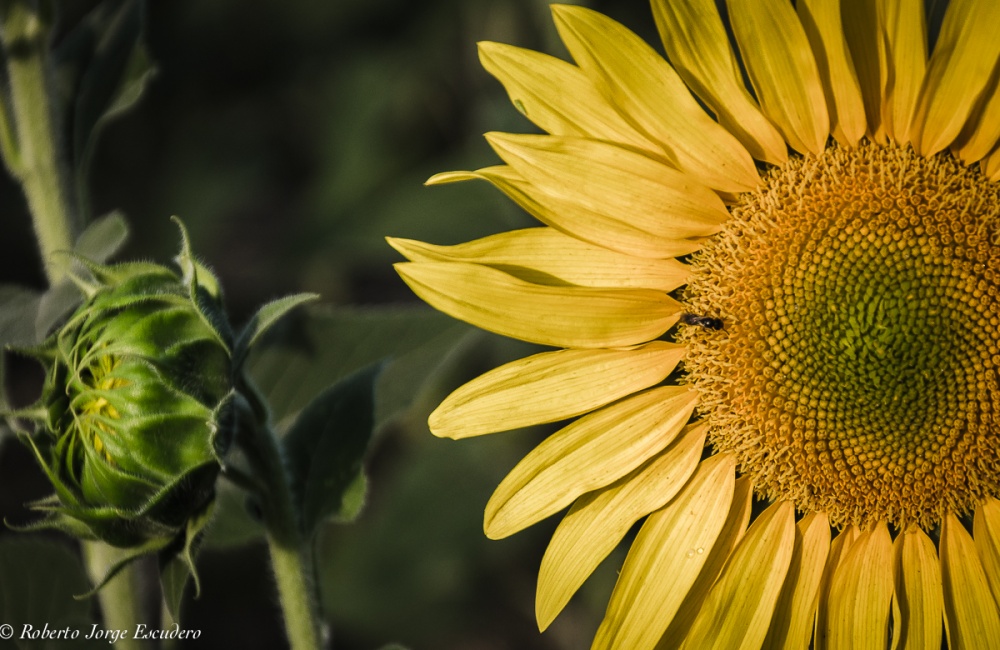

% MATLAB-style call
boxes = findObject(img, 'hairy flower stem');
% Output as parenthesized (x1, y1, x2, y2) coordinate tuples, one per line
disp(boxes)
(1, 0, 79, 284)
(2, 2, 145, 640)
(248, 413, 324, 650)
(83, 543, 150, 650)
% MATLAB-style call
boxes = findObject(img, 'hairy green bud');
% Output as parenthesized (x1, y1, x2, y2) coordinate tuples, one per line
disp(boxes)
(22, 233, 235, 551)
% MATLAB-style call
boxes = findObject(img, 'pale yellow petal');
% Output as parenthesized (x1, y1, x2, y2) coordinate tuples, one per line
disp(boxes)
(426, 166, 708, 259)
(762, 511, 832, 650)
(842, 0, 887, 141)
(726, 0, 830, 154)
(486, 133, 729, 241)
(484, 387, 697, 540)
(814, 526, 862, 650)
(880, 0, 927, 144)
(797, 0, 867, 145)
(387, 228, 692, 292)
(825, 523, 893, 650)
(655, 477, 754, 650)
(891, 527, 943, 650)
(477, 41, 659, 154)
(650, 0, 787, 164)
(536, 422, 708, 630)
(976, 498, 1000, 608)
(427, 342, 686, 438)
(550, 4, 760, 193)
(679, 501, 795, 650)
(394, 262, 681, 349)
(910, 0, 1000, 156)
(953, 71, 1000, 163)
(941, 511, 1000, 650)
(594, 453, 736, 650)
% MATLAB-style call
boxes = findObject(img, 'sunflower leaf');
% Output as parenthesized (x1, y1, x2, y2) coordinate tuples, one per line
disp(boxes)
(0, 538, 94, 635)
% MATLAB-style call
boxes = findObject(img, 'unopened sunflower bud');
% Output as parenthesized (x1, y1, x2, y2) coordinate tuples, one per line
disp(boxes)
(24, 244, 235, 550)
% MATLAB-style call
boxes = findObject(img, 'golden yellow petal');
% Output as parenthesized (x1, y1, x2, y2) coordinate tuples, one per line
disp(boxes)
(977, 498, 1000, 609)
(983, 148, 1000, 182)
(762, 511, 832, 650)
(655, 477, 754, 650)
(650, 0, 788, 164)
(477, 41, 659, 154)
(814, 525, 861, 650)
(484, 387, 697, 540)
(550, 4, 760, 193)
(880, 0, 927, 144)
(953, 72, 1000, 163)
(941, 511, 1000, 650)
(825, 523, 893, 649)
(535, 422, 708, 630)
(796, 0, 867, 146)
(891, 526, 943, 650)
(486, 133, 728, 239)
(841, 0, 887, 141)
(426, 166, 708, 259)
(678, 501, 795, 650)
(594, 453, 736, 650)
(427, 342, 686, 438)
(726, 0, 830, 155)
(387, 228, 692, 292)
(910, 0, 1000, 156)
(395, 262, 681, 349)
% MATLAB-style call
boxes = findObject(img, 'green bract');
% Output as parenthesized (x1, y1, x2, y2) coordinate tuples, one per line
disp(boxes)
(24, 239, 235, 551)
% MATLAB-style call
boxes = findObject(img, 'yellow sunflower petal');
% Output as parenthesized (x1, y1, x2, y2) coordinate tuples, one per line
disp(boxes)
(427, 342, 686, 438)
(953, 73, 1000, 163)
(825, 523, 893, 649)
(394, 262, 681, 349)
(678, 501, 795, 650)
(983, 148, 1000, 182)
(891, 526, 943, 650)
(535, 422, 708, 630)
(650, 0, 788, 164)
(426, 166, 707, 258)
(762, 511, 832, 650)
(910, 0, 1000, 156)
(594, 452, 736, 650)
(726, 0, 830, 155)
(387, 228, 692, 292)
(814, 525, 862, 650)
(841, 0, 887, 141)
(797, 0, 867, 146)
(941, 511, 1000, 650)
(486, 133, 728, 239)
(977, 498, 1000, 608)
(550, 4, 760, 193)
(880, 0, 927, 144)
(484, 387, 697, 540)
(477, 41, 659, 154)
(656, 477, 754, 650)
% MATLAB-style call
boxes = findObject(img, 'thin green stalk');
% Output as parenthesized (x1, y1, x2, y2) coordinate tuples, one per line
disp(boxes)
(82, 542, 150, 650)
(1, 0, 79, 284)
(247, 411, 323, 650)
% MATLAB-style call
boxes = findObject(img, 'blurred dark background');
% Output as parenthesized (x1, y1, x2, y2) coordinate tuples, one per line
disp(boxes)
(0, 0, 659, 648)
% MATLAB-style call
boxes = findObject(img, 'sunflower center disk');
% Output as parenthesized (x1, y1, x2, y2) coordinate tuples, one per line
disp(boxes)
(680, 141, 1000, 530)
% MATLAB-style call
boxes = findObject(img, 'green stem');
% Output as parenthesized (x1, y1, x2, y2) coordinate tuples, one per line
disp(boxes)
(243, 400, 323, 650)
(82, 542, 150, 650)
(1, 0, 79, 284)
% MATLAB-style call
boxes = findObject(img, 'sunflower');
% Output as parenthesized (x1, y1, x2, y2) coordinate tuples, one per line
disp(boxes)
(389, 1, 1000, 647)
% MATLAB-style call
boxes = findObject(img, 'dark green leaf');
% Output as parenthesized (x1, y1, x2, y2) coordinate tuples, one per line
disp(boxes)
(246, 305, 471, 429)
(199, 481, 264, 549)
(158, 501, 214, 624)
(0, 538, 94, 644)
(283, 363, 381, 535)
(0, 284, 41, 348)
